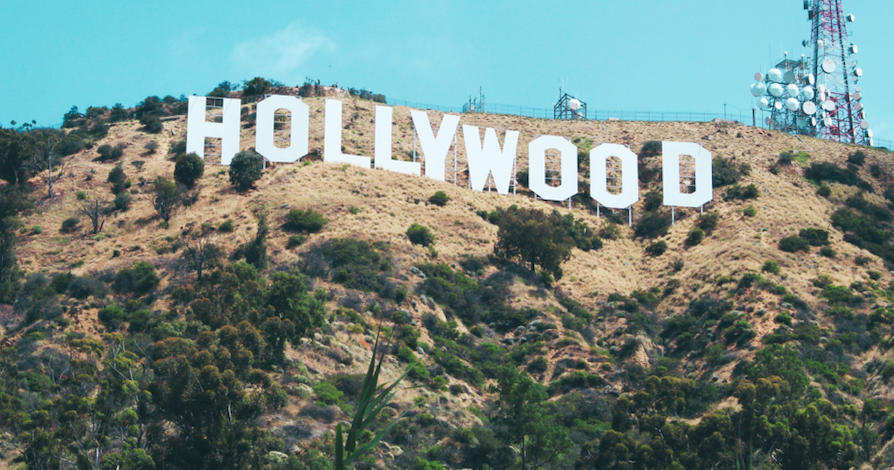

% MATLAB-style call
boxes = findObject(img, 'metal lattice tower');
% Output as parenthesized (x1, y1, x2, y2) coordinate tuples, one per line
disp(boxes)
(749, 0, 872, 145)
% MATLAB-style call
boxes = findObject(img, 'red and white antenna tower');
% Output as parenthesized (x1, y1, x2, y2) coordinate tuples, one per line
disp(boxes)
(807, 0, 870, 145)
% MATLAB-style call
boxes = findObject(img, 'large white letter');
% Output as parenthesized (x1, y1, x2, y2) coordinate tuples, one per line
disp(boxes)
(410, 110, 460, 181)
(255, 95, 309, 163)
(324, 99, 371, 168)
(462, 126, 519, 195)
(375, 106, 420, 175)
(590, 144, 639, 209)
(186, 96, 241, 165)
(662, 141, 713, 207)
(528, 136, 578, 201)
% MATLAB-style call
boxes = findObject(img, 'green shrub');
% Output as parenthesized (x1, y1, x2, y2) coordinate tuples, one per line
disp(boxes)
(61, 217, 79, 233)
(639, 140, 662, 159)
(805, 162, 871, 191)
(775, 312, 793, 326)
(139, 114, 163, 133)
(287, 235, 307, 248)
(107, 164, 127, 194)
(76, 191, 87, 200)
(407, 223, 435, 247)
(817, 185, 832, 197)
(428, 191, 450, 207)
(779, 236, 810, 253)
(645, 240, 668, 256)
(712, 156, 750, 187)
(725, 183, 760, 200)
(144, 141, 159, 155)
(697, 212, 720, 235)
(778, 151, 794, 166)
(218, 219, 235, 232)
(799, 228, 829, 246)
(743, 206, 757, 217)
(762, 260, 780, 275)
(113, 261, 159, 295)
(97, 143, 125, 160)
(98, 304, 128, 329)
(31, 225, 42, 234)
(228, 150, 263, 191)
(301, 238, 391, 293)
(312, 382, 344, 407)
(634, 211, 672, 239)
(286, 209, 328, 233)
(174, 152, 205, 189)
(847, 150, 866, 166)
(113, 192, 132, 211)
(598, 221, 621, 240)
(684, 227, 704, 246)
(528, 356, 548, 373)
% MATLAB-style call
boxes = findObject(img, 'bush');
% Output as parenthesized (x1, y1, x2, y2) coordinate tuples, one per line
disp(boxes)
(634, 211, 672, 239)
(762, 260, 780, 275)
(743, 206, 757, 217)
(30, 225, 42, 234)
(799, 228, 829, 246)
(113, 192, 132, 211)
(642, 190, 663, 212)
(97, 143, 125, 160)
(139, 114, 163, 133)
(779, 236, 810, 253)
(775, 312, 793, 326)
(61, 217, 79, 233)
(598, 221, 621, 240)
(286, 209, 327, 233)
(107, 164, 126, 194)
(725, 183, 760, 200)
(645, 240, 667, 256)
(713, 156, 750, 187)
(407, 224, 435, 247)
(817, 185, 832, 197)
(778, 151, 794, 166)
(287, 235, 307, 248)
(113, 261, 159, 296)
(76, 191, 87, 200)
(684, 227, 704, 246)
(805, 162, 871, 191)
(847, 150, 866, 166)
(228, 150, 263, 191)
(428, 191, 450, 207)
(820, 246, 836, 258)
(174, 152, 205, 189)
(697, 212, 720, 235)
(218, 219, 235, 232)
(144, 141, 159, 155)
(98, 304, 128, 329)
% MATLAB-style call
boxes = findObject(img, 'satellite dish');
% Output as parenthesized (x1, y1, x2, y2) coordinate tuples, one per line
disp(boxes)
(569, 98, 581, 111)
(750, 83, 767, 97)
(775, 101, 783, 110)
(769, 83, 784, 97)
(822, 101, 836, 112)
(818, 92, 826, 102)
(784, 71, 797, 84)
(822, 59, 836, 73)
(802, 40, 809, 47)
(855, 86, 861, 92)
(869, 138, 875, 146)
(786, 84, 800, 97)
(786, 98, 801, 112)
(817, 39, 824, 48)
(802, 86, 815, 100)
(823, 116, 833, 126)
(855, 68, 863, 77)
(803, 101, 817, 115)
(854, 102, 864, 112)
(768, 68, 784, 83)
(847, 14, 855, 22)
(850, 44, 858, 54)
(860, 120, 870, 130)
(754, 72, 764, 81)
(817, 84, 826, 93)
(867, 129, 874, 138)
(758, 97, 771, 109)
(810, 117, 817, 126)
(860, 111, 867, 119)
(807, 74, 815, 85)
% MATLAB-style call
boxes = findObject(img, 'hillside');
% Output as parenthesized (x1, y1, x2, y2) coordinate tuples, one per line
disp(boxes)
(1, 87, 894, 469)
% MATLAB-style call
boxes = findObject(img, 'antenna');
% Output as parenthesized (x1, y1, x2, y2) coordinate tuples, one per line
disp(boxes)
(553, 81, 587, 121)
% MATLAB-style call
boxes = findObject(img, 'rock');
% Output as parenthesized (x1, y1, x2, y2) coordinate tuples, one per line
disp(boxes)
(281, 204, 290, 209)
(289, 445, 303, 455)
(711, 375, 720, 382)
(266, 451, 289, 464)
(410, 320, 418, 326)
(391, 445, 403, 457)
(313, 341, 327, 349)
(297, 384, 313, 399)
(416, 347, 426, 356)
(515, 326, 526, 333)
(314, 332, 323, 341)
(781, 302, 793, 309)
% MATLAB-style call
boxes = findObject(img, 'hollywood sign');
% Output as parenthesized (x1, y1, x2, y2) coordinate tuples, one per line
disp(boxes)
(186, 96, 713, 209)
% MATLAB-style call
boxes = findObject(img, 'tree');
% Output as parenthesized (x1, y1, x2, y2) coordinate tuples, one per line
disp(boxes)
(494, 207, 572, 279)
(492, 366, 571, 470)
(27, 131, 65, 198)
(228, 150, 263, 191)
(285, 208, 327, 232)
(407, 223, 434, 247)
(76, 199, 107, 234)
(243, 214, 269, 270)
(174, 152, 205, 189)
(151, 177, 183, 223)
(108, 163, 126, 194)
(181, 234, 222, 280)
(0, 128, 30, 184)
(242, 77, 271, 96)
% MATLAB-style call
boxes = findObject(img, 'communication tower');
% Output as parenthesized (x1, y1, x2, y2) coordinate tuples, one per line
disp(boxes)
(749, 0, 871, 145)
(554, 82, 586, 120)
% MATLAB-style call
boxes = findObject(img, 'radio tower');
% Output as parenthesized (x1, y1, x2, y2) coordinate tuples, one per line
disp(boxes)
(749, 0, 872, 146)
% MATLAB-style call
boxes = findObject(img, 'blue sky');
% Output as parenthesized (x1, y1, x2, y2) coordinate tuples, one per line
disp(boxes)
(2, 0, 891, 143)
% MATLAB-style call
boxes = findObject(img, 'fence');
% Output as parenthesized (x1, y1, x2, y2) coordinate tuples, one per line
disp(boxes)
(387, 97, 892, 150)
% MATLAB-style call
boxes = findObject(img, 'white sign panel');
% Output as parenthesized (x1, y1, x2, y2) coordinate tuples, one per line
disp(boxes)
(662, 141, 713, 208)
(256, 95, 309, 163)
(589, 144, 639, 209)
(528, 136, 578, 201)
(375, 106, 421, 175)
(462, 126, 519, 195)
(186, 96, 241, 165)
(410, 110, 460, 181)
(324, 99, 371, 168)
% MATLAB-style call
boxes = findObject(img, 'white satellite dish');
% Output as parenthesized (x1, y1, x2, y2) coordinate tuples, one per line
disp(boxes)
(860, 120, 870, 130)
(855, 86, 862, 92)
(569, 98, 581, 111)
(754, 72, 764, 81)
(822, 101, 836, 112)
(758, 97, 771, 109)
(803, 101, 817, 115)
(869, 138, 875, 146)
(867, 129, 874, 138)
(775, 101, 783, 110)
(850, 44, 858, 54)
(851, 92, 862, 101)
(810, 117, 817, 126)
(786, 98, 801, 112)
(854, 102, 863, 112)
(818, 92, 826, 102)
(817, 84, 826, 93)
(786, 84, 800, 97)
(802, 86, 815, 100)
(784, 71, 796, 84)
(847, 14, 855, 22)
(860, 111, 867, 119)
(769, 83, 784, 97)
(750, 83, 767, 97)
(807, 74, 816, 85)
(855, 68, 863, 77)
(823, 116, 833, 126)
(817, 39, 824, 48)
(768, 68, 784, 83)
(822, 59, 837, 73)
